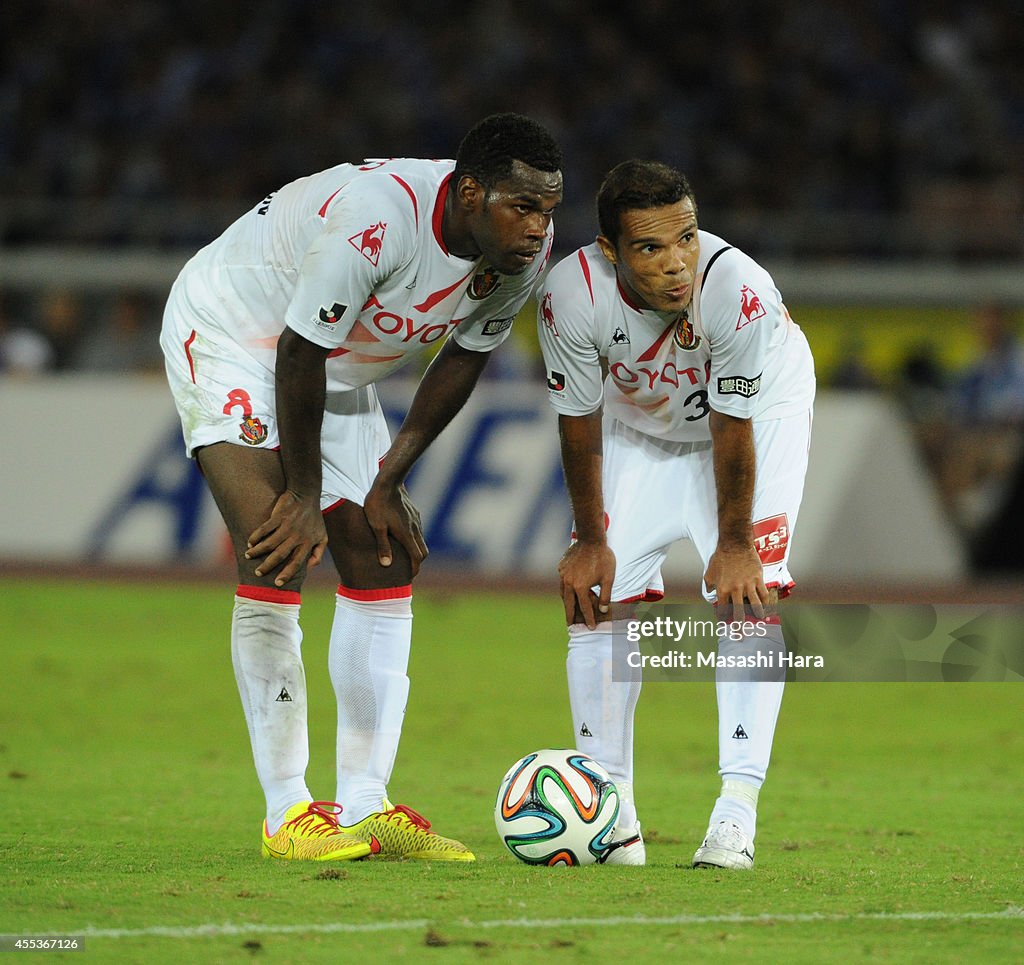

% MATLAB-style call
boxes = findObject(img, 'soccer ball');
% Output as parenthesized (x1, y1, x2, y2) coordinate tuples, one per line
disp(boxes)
(494, 749, 620, 865)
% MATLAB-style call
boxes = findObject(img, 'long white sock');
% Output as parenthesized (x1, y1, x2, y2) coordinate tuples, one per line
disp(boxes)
(330, 585, 413, 824)
(231, 586, 311, 835)
(711, 622, 787, 840)
(566, 621, 642, 828)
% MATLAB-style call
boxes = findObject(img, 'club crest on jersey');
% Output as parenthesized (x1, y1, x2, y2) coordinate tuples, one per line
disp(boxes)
(239, 415, 269, 446)
(736, 285, 767, 330)
(317, 302, 347, 328)
(468, 266, 502, 300)
(540, 292, 559, 337)
(673, 311, 701, 350)
(348, 222, 387, 266)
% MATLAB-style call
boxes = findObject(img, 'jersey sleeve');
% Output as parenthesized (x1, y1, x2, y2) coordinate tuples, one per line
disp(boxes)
(452, 230, 556, 353)
(536, 253, 604, 416)
(284, 176, 415, 348)
(702, 251, 784, 418)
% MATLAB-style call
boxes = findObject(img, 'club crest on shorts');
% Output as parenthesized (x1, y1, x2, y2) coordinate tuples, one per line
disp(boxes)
(673, 310, 701, 350)
(468, 265, 502, 300)
(239, 415, 269, 445)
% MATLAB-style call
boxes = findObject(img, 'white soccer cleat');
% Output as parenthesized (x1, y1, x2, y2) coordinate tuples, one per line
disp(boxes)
(692, 820, 754, 870)
(599, 821, 646, 866)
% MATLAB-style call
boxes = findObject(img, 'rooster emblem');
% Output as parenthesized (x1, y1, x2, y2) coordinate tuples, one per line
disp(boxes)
(348, 222, 387, 266)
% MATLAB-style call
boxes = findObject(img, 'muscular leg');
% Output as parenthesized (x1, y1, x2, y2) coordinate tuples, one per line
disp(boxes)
(197, 443, 312, 832)
(323, 501, 416, 823)
(196, 443, 307, 590)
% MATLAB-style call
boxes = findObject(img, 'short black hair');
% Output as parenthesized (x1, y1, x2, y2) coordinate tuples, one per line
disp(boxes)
(453, 113, 562, 189)
(597, 160, 697, 246)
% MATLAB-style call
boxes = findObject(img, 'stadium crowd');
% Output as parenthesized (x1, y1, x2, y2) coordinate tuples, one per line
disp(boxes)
(2, 0, 1022, 256)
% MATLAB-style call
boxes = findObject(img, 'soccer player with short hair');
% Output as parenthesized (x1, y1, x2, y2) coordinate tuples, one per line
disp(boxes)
(538, 159, 815, 868)
(161, 113, 563, 861)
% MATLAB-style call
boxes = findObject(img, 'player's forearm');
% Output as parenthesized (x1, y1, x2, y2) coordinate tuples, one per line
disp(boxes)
(275, 326, 331, 499)
(558, 411, 606, 543)
(377, 339, 489, 485)
(709, 409, 756, 548)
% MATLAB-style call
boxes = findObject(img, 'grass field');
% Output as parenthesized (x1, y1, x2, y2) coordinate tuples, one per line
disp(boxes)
(2, 578, 1022, 963)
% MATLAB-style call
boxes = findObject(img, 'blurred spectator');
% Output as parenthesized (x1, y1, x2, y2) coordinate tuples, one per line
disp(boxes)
(830, 332, 881, 392)
(71, 291, 165, 374)
(897, 339, 948, 422)
(36, 289, 85, 371)
(0, 291, 53, 375)
(951, 302, 1024, 423)
(927, 303, 1024, 568)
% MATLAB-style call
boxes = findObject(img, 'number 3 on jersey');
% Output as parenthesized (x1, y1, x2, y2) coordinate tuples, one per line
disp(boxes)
(684, 388, 710, 422)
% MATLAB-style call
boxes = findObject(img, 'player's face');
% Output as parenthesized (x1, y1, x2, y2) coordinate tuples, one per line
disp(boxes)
(469, 161, 563, 275)
(599, 198, 700, 313)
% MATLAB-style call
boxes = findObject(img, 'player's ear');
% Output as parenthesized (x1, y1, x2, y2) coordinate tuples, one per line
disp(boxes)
(456, 175, 485, 212)
(596, 235, 617, 266)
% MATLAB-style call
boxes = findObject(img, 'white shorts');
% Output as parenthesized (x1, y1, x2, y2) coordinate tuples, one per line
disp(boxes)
(599, 410, 812, 603)
(161, 296, 390, 511)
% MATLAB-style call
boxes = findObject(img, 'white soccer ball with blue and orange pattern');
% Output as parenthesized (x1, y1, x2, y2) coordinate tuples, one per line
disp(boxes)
(494, 749, 619, 865)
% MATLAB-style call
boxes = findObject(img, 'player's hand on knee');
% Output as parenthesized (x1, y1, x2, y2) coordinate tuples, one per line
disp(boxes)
(363, 481, 428, 576)
(245, 490, 327, 586)
(558, 540, 615, 629)
(705, 543, 768, 622)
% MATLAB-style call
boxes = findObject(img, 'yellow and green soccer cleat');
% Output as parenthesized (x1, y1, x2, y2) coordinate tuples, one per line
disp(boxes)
(262, 801, 372, 861)
(342, 799, 476, 861)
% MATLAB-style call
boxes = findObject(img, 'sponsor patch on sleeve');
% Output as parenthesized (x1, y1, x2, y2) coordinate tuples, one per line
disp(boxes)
(316, 302, 348, 329)
(717, 373, 762, 398)
(482, 316, 515, 336)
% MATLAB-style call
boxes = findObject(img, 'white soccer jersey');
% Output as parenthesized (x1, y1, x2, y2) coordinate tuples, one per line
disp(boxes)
(538, 232, 815, 441)
(169, 158, 553, 393)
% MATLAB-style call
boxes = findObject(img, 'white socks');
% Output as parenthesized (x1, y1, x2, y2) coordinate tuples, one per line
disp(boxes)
(711, 622, 787, 840)
(231, 587, 311, 835)
(566, 621, 642, 829)
(330, 586, 413, 824)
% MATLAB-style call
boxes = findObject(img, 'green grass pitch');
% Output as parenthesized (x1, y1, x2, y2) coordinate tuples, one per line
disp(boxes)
(1, 578, 1021, 963)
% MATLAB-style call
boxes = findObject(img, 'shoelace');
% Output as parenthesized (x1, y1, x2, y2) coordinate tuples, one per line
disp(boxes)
(286, 801, 345, 838)
(382, 803, 432, 832)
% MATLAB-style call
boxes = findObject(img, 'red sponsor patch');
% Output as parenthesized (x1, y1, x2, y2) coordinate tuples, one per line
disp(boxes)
(752, 513, 789, 565)
(348, 222, 387, 266)
(736, 285, 767, 330)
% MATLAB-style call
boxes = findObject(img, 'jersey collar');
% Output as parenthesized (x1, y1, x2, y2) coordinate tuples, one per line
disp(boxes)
(432, 175, 452, 255)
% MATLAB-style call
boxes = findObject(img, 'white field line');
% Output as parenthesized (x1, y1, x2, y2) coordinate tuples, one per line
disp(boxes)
(75, 907, 1024, 939)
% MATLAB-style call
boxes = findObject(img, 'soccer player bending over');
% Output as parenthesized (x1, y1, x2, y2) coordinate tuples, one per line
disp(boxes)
(538, 160, 814, 868)
(161, 114, 562, 861)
